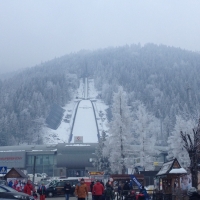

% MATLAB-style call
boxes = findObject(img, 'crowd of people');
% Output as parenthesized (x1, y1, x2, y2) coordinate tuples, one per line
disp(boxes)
(7, 179, 46, 200)
(6, 177, 200, 200)
(75, 178, 148, 200)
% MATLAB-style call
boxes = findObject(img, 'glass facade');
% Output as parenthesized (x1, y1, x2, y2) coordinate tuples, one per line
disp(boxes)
(66, 169, 85, 177)
(26, 154, 56, 176)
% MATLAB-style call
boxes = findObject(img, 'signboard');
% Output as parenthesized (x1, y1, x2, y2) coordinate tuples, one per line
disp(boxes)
(0, 166, 7, 174)
(88, 171, 104, 175)
(0, 152, 26, 168)
(74, 136, 83, 143)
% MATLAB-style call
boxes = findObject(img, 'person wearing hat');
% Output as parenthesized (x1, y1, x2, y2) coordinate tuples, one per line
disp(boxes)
(75, 178, 88, 200)
(38, 182, 46, 200)
(64, 181, 72, 200)
(187, 187, 200, 200)
(92, 180, 104, 200)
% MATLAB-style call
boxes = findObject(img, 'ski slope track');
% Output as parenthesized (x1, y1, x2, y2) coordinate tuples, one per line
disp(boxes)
(43, 78, 108, 144)
(70, 99, 99, 143)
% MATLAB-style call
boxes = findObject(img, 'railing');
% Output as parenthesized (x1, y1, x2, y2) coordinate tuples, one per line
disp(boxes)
(114, 190, 189, 200)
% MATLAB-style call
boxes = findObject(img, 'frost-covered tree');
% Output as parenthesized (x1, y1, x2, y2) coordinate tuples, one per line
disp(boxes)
(132, 102, 160, 170)
(180, 119, 200, 188)
(93, 131, 110, 174)
(167, 115, 196, 168)
(107, 86, 132, 174)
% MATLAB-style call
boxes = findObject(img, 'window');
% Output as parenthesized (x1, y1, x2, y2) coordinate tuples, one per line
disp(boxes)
(0, 188, 6, 192)
(57, 182, 65, 187)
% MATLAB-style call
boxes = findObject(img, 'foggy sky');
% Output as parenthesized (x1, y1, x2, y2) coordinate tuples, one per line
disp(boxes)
(0, 0, 200, 74)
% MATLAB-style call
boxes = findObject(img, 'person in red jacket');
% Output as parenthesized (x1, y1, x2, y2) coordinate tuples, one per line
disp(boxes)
(24, 180, 34, 195)
(92, 180, 104, 200)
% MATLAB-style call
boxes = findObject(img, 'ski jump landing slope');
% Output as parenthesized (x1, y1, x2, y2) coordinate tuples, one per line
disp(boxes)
(70, 99, 99, 143)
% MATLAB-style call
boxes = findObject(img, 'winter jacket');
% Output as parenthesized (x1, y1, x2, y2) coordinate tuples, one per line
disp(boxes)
(38, 185, 46, 195)
(137, 193, 145, 200)
(93, 182, 104, 195)
(64, 183, 72, 194)
(75, 183, 88, 198)
(24, 183, 33, 195)
(140, 188, 148, 200)
(189, 192, 200, 200)
(8, 181, 13, 188)
(104, 186, 114, 200)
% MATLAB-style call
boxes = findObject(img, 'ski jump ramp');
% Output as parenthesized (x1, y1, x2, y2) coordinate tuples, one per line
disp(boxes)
(69, 99, 99, 143)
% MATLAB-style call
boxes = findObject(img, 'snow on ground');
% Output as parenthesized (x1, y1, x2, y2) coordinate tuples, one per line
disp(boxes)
(94, 100, 109, 135)
(43, 101, 77, 143)
(88, 79, 109, 135)
(43, 78, 108, 144)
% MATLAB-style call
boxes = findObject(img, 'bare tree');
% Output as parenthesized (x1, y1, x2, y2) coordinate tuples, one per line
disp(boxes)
(180, 119, 200, 188)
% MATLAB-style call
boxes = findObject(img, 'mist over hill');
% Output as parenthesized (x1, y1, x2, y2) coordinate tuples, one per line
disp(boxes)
(0, 43, 200, 146)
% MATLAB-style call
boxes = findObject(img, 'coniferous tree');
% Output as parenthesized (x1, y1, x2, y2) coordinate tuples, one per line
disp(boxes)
(132, 102, 160, 170)
(93, 131, 110, 174)
(108, 86, 132, 174)
(167, 115, 195, 168)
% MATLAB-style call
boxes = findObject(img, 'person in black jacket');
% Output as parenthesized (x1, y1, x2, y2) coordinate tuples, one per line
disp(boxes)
(122, 181, 130, 197)
(37, 182, 46, 200)
(64, 181, 72, 200)
(187, 187, 200, 200)
(90, 181, 95, 200)
(104, 184, 114, 200)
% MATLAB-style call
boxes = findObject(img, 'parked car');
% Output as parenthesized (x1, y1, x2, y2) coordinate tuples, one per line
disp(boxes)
(45, 179, 79, 197)
(0, 185, 34, 200)
(27, 173, 43, 185)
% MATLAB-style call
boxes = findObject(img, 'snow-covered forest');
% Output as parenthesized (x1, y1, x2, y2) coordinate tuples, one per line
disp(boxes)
(0, 43, 200, 157)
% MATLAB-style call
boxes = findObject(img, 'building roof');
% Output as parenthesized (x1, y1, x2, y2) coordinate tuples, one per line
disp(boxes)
(169, 168, 187, 174)
(4, 168, 28, 179)
(0, 144, 57, 152)
(156, 158, 185, 176)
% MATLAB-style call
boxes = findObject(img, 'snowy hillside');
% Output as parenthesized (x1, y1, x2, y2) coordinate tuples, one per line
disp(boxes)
(42, 78, 108, 144)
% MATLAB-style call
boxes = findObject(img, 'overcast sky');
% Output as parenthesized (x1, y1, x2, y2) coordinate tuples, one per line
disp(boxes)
(0, 0, 200, 74)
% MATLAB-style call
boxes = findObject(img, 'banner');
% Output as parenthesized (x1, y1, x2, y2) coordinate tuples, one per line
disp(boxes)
(130, 174, 143, 189)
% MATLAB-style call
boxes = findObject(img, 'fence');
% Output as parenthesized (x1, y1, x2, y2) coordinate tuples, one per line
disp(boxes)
(114, 189, 189, 200)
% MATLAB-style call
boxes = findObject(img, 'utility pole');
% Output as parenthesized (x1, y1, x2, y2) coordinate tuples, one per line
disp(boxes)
(32, 156, 36, 184)
(119, 96, 126, 174)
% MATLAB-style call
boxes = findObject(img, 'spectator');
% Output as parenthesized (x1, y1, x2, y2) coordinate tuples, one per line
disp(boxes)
(38, 182, 46, 200)
(24, 180, 34, 196)
(123, 181, 130, 196)
(90, 181, 95, 200)
(75, 178, 88, 200)
(93, 180, 104, 200)
(104, 183, 114, 200)
(64, 181, 72, 200)
(140, 186, 148, 200)
(137, 191, 145, 200)
(8, 180, 13, 188)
